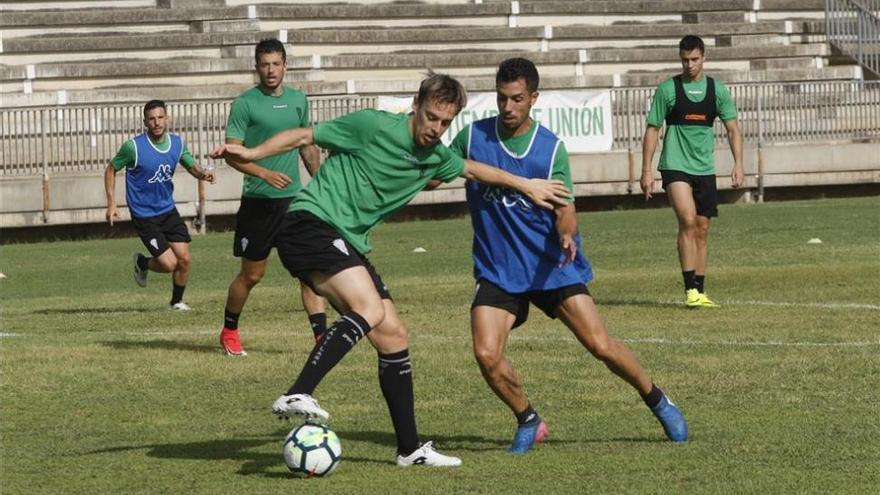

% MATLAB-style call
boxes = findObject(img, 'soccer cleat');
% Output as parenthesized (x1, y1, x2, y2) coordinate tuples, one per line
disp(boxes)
(272, 393, 329, 421)
(650, 393, 688, 442)
(132, 253, 148, 288)
(169, 302, 192, 311)
(397, 441, 462, 467)
(685, 288, 702, 308)
(219, 327, 247, 356)
(696, 293, 720, 308)
(508, 420, 549, 454)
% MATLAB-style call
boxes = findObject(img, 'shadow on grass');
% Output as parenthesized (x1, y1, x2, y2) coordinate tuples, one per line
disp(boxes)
(595, 298, 682, 309)
(101, 339, 286, 355)
(33, 306, 157, 315)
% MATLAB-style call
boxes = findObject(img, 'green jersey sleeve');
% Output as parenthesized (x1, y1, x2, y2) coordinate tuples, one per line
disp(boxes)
(433, 145, 466, 183)
(715, 80, 738, 121)
(225, 97, 250, 142)
(313, 109, 379, 153)
(110, 140, 135, 170)
(301, 97, 311, 127)
(646, 82, 672, 128)
(180, 142, 196, 169)
(448, 125, 470, 159)
(550, 141, 574, 201)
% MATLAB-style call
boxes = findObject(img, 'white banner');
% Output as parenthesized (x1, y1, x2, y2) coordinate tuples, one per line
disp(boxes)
(377, 90, 613, 153)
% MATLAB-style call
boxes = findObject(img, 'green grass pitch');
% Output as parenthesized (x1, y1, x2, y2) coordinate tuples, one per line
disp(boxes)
(1, 196, 878, 494)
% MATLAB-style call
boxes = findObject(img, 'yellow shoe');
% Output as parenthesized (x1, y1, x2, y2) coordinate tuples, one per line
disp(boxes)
(697, 293, 720, 308)
(685, 289, 702, 308)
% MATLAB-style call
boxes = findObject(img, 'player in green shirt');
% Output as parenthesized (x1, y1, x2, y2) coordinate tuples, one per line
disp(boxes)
(640, 35, 745, 308)
(211, 72, 571, 468)
(218, 39, 327, 356)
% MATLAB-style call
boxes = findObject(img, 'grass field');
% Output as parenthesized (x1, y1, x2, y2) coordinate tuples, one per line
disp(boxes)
(2, 196, 879, 494)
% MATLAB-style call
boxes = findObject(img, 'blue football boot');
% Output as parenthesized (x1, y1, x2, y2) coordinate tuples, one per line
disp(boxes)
(650, 394, 688, 442)
(508, 420, 549, 454)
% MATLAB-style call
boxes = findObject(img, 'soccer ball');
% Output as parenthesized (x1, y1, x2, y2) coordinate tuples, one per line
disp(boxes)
(282, 422, 342, 477)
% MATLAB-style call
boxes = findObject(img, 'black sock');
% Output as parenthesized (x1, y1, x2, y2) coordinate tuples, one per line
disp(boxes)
(682, 270, 696, 291)
(137, 254, 151, 271)
(308, 313, 327, 340)
(288, 312, 371, 396)
(170, 284, 186, 305)
(515, 405, 540, 426)
(224, 309, 240, 330)
(694, 275, 705, 294)
(378, 349, 420, 456)
(641, 384, 664, 409)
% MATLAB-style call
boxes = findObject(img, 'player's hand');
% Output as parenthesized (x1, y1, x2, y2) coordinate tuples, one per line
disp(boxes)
(209, 143, 256, 163)
(640, 172, 654, 200)
(424, 179, 443, 191)
(558, 233, 577, 267)
(201, 169, 216, 184)
(731, 165, 744, 189)
(106, 206, 118, 227)
(525, 179, 572, 210)
(260, 170, 292, 189)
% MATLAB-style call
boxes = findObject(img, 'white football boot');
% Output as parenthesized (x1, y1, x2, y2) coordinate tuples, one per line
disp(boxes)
(168, 302, 192, 311)
(272, 393, 329, 421)
(396, 441, 462, 467)
(132, 253, 148, 288)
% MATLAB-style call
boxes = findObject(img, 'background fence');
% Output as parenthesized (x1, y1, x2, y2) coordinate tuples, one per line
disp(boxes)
(1, 81, 879, 178)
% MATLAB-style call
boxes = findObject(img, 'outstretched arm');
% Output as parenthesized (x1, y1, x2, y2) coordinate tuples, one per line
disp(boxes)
(210, 128, 315, 164)
(183, 163, 216, 184)
(461, 159, 571, 210)
(640, 125, 660, 200)
(724, 118, 744, 188)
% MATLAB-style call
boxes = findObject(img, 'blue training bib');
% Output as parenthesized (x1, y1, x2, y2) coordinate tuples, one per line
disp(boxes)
(126, 133, 183, 218)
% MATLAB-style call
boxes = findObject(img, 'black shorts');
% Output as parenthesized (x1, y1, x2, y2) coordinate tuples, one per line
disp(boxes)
(275, 210, 392, 300)
(660, 169, 718, 218)
(131, 208, 190, 257)
(471, 278, 590, 329)
(233, 196, 294, 261)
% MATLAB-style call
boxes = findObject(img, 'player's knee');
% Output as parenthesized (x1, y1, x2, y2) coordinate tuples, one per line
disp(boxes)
(240, 269, 264, 288)
(176, 253, 192, 271)
(473, 344, 502, 371)
(587, 338, 614, 361)
(155, 256, 176, 272)
(678, 217, 698, 233)
(360, 304, 386, 328)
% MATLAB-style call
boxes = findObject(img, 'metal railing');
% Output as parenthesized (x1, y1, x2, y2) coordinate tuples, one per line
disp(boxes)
(826, 0, 880, 77)
(2, 82, 879, 178)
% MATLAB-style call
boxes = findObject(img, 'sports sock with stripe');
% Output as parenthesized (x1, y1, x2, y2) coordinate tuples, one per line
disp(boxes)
(378, 349, 419, 456)
(288, 312, 371, 395)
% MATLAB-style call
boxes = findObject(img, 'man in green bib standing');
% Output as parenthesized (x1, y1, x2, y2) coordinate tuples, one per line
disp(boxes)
(640, 35, 744, 308)
(219, 39, 327, 356)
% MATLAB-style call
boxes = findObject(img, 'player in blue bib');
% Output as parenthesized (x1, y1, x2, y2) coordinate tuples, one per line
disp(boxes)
(105, 99, 215, 310)
(450, 58, 688, 453)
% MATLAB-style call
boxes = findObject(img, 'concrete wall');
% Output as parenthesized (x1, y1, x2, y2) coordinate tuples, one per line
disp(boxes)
(2, 141, 877, 229)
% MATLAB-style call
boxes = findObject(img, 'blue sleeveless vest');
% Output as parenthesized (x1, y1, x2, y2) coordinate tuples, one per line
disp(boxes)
(465, 117, 593, 293)
(126, 133, 183, 218)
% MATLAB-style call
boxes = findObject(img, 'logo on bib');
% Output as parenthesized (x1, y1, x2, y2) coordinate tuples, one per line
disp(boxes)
(147, 164, 173, 183)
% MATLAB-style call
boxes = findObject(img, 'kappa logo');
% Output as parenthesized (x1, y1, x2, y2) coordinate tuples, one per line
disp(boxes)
(482, 186, 533, 211)
(240, 237, 249, 253)
(147, 164, 173, 183)
(402, 152, 419, 164)
(272, 104, 289, 109)
(332, 238, 349, 256)
(149, 238, 159, 251)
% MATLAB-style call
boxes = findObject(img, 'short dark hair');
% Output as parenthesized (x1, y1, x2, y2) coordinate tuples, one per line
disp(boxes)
(255, 38, 286, 63)
(416, 70, 468, 113)
(143, 99, 166, 118)
(496, 57, 540, 93)
(679, 35, 705, 54)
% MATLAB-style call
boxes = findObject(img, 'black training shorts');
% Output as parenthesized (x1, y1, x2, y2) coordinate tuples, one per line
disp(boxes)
(275, 210, 392, 300)
(660, 169, 719, 218)
(471, 278, 590, 329)
(131, 207, 190, 257)
(233, 196, 293, 261)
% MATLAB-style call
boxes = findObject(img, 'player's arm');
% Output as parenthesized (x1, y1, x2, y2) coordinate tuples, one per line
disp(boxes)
(219, 137, 292, 190)
(104, 164, 119, 226)
(183, 163, 216, 184)
(555, 202, 579, 265)
(299, 144, 322, 177)
(640, 125, 661, 200)
(211, 128, 314, 164)
(461, 159, 571, 210)
(723, 118, 744, 188)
